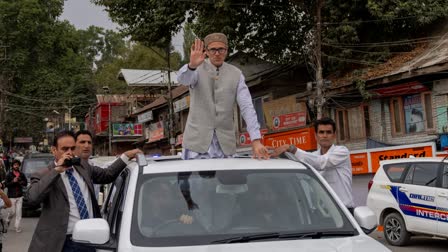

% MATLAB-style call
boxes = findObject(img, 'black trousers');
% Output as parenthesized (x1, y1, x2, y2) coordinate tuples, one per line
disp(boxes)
(62, 235, 95, 252)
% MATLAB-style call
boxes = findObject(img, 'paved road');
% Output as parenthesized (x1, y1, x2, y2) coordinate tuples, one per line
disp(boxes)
(4, 217, 37, 251)
(4, 175, 447, 251)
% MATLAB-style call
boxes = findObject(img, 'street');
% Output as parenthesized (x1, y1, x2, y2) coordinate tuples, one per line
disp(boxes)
(3, 175, 447, 251)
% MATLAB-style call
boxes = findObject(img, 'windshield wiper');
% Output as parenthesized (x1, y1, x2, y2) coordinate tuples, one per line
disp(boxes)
(211, 232, 279, 244)
(211, 230, 356, 244)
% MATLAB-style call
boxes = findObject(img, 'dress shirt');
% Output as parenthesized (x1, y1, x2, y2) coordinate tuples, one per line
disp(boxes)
(59, 165, 93, 235)
(178, 63, 261, 159)
(293, 144, 355, 208)
(59, 154, 131, 234)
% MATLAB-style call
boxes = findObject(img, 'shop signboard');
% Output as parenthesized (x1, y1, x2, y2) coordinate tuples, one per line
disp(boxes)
(112, 123, 143, 136)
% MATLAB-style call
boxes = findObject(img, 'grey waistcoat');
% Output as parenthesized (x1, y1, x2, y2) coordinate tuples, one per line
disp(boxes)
(183, 60, 241, 155)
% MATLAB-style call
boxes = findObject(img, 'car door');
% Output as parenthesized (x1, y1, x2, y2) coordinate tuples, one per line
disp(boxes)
(399, 162, 439, 234)
(436, 162, 448, 236)
(99, 169, 129, 252)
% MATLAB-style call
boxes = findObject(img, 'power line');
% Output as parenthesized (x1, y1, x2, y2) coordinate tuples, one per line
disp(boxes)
(322, 15, 419, 26)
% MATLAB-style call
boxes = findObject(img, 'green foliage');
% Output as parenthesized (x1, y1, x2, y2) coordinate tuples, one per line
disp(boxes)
(93, 0, 448, 71)
(182, 24, 196, 64)
(0, 0, 99, 141)
(321, 0, 448, 72)
(91, 0, 189, 48)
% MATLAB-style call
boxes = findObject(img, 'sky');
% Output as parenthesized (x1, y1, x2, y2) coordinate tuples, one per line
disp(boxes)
(60, 0, 184, 57)
(60, 0, 118, 31)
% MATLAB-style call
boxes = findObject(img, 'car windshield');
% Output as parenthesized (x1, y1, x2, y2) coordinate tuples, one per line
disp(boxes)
(22, 158, 53, 177)
(131, 169, 356, 247)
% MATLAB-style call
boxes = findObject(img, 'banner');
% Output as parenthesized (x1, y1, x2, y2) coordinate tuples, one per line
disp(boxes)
(272, 112, 307, 130)
(138, 111, 153, 123)
(263, 127, 317, 151)
(112, 123, 143, 136)
(174, 96, 190, 112)
(238, 129, 268, 146)
(148, 121, 165, 143)
(404, 94, 424, 133)
(350, 152, 369, 174)
(262, 95, 307, 130)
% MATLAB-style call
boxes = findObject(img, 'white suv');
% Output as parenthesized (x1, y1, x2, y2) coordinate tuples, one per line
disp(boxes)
(73, 155, 390, 251)
(367, 157, 448, 246)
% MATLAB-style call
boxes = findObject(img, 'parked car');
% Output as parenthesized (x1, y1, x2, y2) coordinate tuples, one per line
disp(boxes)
(367, 157, 448, 246)
(72, 154, 390, 252)
(21, 152, 54, 216)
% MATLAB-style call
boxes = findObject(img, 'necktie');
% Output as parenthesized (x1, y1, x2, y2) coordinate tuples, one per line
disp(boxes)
(65, 168, 89, 219)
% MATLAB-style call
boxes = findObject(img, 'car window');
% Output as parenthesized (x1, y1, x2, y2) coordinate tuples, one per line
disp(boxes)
(102, 170, 128, 235)
(22, 158, 53, 177)
(404, 162, 439, 187)
(131, 169, 355, 247)
(442, 164, 448, 188)
(384, 163, 408, 182)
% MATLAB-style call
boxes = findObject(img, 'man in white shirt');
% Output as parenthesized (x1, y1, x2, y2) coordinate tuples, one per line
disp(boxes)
(177, 33, 269, 160)
(272, 117, 355, 213)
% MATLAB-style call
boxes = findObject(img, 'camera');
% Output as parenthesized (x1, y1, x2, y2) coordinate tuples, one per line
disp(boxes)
(63, 157, 81, 167)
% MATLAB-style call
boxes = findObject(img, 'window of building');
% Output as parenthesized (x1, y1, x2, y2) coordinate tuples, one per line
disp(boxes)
(336, 105, 368, 141)
(390, 97, 404, 134)
(363, 105, 371, 137)
(239, 95, 270, 131)
(390, 92, 433, 135)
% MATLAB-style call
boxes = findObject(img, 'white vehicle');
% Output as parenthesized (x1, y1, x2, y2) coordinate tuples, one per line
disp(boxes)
(73, 154, 390, 252)
(367, 157, 448, 246)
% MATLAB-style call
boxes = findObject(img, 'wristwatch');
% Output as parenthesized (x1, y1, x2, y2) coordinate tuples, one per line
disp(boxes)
(288, 144, 297, 154)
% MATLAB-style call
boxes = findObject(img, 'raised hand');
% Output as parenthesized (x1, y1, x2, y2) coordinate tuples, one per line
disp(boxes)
(189, 38, 206, 69)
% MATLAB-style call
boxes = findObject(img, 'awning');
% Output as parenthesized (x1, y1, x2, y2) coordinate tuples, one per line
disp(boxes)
(117, 69, 179, 87)
(370, 81, 429, 97)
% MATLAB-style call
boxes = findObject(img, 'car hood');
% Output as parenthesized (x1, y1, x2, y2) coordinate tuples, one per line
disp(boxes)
(125, 236, 390, 252)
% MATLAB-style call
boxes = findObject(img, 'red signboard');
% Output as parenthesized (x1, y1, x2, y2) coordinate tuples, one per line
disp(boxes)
(272, 112, 307, 130)
(350, 152, 369, 174)
(239, 129, 268, 146)
(371, 81, 428, 97)
(263, 127, 317, 151)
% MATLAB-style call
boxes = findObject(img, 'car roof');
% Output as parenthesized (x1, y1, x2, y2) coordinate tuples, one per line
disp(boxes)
(89, 156, 119, 168)
(23, 152, 53, 159)
(141, 157, 308, 174)
(379, 157, 446, 165)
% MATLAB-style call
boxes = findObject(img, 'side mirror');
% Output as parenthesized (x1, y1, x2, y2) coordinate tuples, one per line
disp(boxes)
(72, 218, 110, 245)
(353, 206, 377, 234)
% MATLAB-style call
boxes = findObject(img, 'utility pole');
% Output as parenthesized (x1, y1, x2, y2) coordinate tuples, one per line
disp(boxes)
(315, 0, 324, 119)
(64, 98, 75, 131)
(166, 43, 176, 155)
(103, 86, 112, 156)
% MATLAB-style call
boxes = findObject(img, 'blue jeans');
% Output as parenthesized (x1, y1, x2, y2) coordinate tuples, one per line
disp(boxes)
(62, 235, 95, 252)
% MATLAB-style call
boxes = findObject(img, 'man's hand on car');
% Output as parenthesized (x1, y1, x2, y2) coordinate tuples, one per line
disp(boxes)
(252, 140, 270, 160)
(124, 149, 143, 160)
(179, 214, 194, 224)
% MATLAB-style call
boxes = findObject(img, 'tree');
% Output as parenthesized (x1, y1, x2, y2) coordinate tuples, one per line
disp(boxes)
(93, 0, 448, 68)
(92, 0, 310, 64)
(0, 0, 107, 143)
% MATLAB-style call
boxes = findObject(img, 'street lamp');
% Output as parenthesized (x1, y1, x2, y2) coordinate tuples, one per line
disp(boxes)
(103, 86, 112, 156)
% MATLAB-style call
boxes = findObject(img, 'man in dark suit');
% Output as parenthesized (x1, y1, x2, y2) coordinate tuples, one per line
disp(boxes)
(26, 130, 142, 252)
